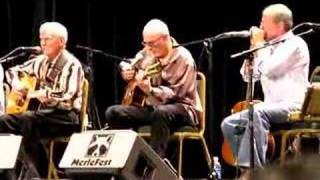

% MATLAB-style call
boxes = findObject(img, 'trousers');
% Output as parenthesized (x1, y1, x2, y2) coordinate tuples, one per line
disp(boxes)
(105, 103, 194, 158)
(221, 102, 300, 167)
(0, 108, 79, 178)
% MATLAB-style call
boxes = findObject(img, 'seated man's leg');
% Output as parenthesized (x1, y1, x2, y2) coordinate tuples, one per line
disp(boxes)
(0, 111, 47, 178)
(0, 109, 79, 178)
(150, 104, 194, 158)
(221, 107, 268, 168)
(104, 105, 152, 129)
(221, 103, 298, 168)
(34, 109, 80, 177)
(221, 111, 248, 165)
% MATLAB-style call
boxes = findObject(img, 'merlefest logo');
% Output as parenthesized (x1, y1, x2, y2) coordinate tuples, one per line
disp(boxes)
(71, 134, 114, 167)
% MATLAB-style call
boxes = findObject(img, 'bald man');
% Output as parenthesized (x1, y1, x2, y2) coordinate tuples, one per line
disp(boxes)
(104, 19, 201, 160)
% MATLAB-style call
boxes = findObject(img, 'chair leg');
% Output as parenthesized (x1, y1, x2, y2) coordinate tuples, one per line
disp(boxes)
(280, 131, 290, 165)
(200, 137, 212, 170)
(293, 134, 302, 159)
(47, 140, 54, 180)
(47, 140, 60, 180)
(178, 137, 183, 178)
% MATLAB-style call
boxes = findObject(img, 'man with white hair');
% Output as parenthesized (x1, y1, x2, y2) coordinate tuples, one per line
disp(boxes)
(104, 18, 200, 174)
(0, 21, 84, 178)
(221, 3, 310, 178)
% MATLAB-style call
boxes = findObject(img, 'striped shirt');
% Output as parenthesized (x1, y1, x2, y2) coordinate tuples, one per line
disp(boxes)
(6, 49, 84, 112)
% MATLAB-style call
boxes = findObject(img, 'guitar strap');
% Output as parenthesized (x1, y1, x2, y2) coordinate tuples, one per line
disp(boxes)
(45, 53, 68, 88)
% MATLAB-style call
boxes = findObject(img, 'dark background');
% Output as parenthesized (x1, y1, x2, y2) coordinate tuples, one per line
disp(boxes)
(1, 0, 320, 178)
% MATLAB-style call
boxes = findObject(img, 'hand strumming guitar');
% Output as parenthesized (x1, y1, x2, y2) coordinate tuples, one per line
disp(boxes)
(135, 70, 152, 94)
(27, 89, 49, 103)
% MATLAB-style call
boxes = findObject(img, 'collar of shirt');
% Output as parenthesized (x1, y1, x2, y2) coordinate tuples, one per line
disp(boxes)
(158, 37, 178, 66)
(268, 30, 294, 44)
(45, 50, 63, 66)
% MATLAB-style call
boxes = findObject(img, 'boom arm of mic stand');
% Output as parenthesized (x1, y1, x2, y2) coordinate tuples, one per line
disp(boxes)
(173, 34, 225, 48)
(0, 52, 26, 64)
(76, 45, 130, 63)
(0, 47, 22, 62)
(230, 39, 286, 59)
(230, 29, 314, 59)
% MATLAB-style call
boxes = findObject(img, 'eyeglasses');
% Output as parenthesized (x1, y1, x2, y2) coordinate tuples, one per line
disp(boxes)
(141, 35, 165, 47)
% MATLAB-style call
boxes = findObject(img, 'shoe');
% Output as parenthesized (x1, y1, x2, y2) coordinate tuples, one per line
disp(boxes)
(239, 168, 251, 180)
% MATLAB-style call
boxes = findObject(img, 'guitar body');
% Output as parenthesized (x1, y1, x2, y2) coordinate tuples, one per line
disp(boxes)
(121, 80, 146, 107)
(6, 73, 38, 114)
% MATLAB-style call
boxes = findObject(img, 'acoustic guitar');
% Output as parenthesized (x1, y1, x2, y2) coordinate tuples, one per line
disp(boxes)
(6, 71, 38, 114)
(6, 72, 64, 114)
(121, 62, 161, 107)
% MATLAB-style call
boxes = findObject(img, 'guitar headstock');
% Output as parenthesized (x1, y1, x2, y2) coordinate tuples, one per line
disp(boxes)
(144, 62, 161, 77)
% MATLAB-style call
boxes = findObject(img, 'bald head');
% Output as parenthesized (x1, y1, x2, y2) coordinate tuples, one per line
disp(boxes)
(143, 19, 170, 37)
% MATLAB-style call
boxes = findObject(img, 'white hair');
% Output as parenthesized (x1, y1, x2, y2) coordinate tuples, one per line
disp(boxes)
(39, 22, 68, 44)
(143, 19, 170, 36)
(263, 4, 293, 30)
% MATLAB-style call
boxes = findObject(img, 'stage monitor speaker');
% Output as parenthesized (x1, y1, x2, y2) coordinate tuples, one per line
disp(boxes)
(59, 129, 179, 180)
(0, 134, 22, 173)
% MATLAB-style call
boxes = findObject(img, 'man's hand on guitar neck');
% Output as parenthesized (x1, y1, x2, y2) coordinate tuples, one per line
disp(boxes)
(121, 69, 136, 81)
(11, 77, 26, 91)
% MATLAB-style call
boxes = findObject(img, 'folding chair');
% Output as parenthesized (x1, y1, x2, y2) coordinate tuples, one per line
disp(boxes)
(47, 79, 89, 179)
(138, 72, 212, 177)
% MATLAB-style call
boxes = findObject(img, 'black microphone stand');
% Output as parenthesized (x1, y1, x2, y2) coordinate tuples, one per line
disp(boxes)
(76, 45, 130, 130)
(230, 29, 314, 172)
(86, 47, 100, 130)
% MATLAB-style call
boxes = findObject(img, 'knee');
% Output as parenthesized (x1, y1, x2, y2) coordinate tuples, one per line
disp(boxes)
(105, 105, 120, 120)
(221, 119, 228, 134)
(104, 105, 124, 126)
(152, 105, 174, 120)
(152, 105, 166, 116)
(221, 116, 235, 134)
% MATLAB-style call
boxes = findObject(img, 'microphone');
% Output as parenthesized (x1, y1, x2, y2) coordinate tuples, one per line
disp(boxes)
(119, 51, 145, 70)
(18, 46, 42, 53)
(126, 51, 145, 66)
(220, 30, 251, 38)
